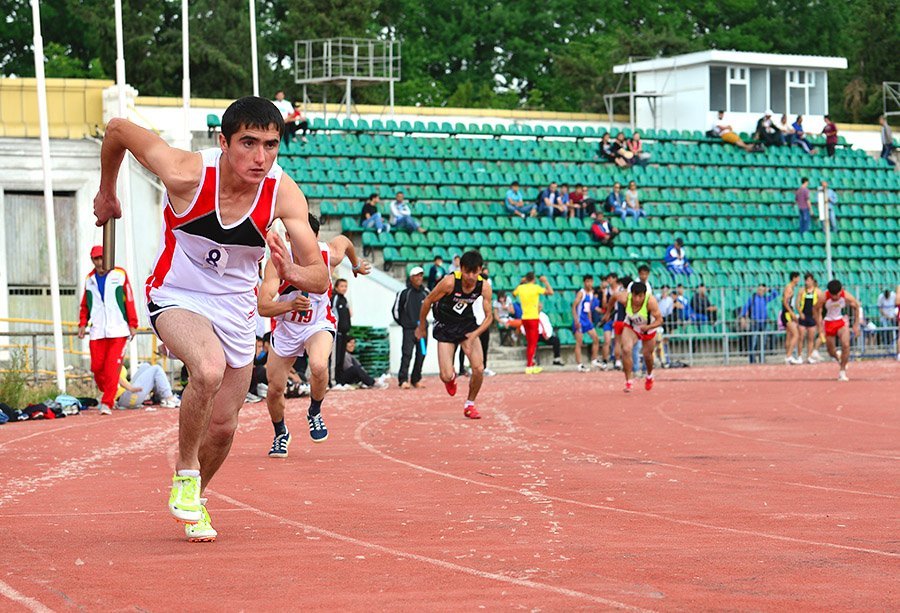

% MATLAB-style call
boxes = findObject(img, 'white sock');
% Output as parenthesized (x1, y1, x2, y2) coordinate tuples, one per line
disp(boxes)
(177, 469, 200, 478)
(464, 400, 474, 408)
(646, 373, 653, 379)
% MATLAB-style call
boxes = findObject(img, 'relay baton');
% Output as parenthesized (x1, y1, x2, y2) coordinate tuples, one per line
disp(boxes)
(418, 320, 427, 356)
(102, 219, 116, 271)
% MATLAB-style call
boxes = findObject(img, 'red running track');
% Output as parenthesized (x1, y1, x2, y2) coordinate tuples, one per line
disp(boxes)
(0, 362, 897, 611)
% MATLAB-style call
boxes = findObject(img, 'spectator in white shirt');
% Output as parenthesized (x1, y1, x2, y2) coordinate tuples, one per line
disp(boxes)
(389, 191, 427, 233)
(271, 91, 293, 120)
(877, 289, 897, 346)
(658, 286, 674, 320)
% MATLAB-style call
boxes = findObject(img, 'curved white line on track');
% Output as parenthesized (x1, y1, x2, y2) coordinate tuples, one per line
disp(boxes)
(653, 405, 900, 461)
(504, 406, 897, 500)
(210, 492, 654, 612)
(0, 579, 53, 613)
(355, 416, 900, 559)
(785, 400, 900, 431)
(0, 410, 155, 450)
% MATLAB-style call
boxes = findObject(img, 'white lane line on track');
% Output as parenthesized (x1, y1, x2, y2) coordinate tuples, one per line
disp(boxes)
(653, 405, 900, 461)
(355, 416, 900, 559)
(210, 492, 655, 612)
(0, 410, 159, 450)
(0, 579, 53, 613)
(504, 406, 898, 500)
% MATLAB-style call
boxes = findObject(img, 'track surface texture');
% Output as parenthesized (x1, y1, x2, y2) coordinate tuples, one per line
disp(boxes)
(1, 362, 897, 611)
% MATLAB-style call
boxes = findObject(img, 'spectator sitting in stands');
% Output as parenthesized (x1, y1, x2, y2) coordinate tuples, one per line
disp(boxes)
(664, 237, 694, 276)
(390, 191, 427, 233)
(581, 185, 600, 218)
(821, 115, 838, 157)
(361, 193, 389, 234)
(567, 183, 586, 218)
(605, 181, 625, 217)
(690, 284, 718, 323)
(711, 110, 759, 152)
(537, 182, 566, 217)
(590, 212, 619, 245)
(612, 132, 636, 166)
(271, 90, 293, 124)
(658, 285, 675, 327)
(622, 181, 647, 222)
(791, 114, 816, 155)
(778, 113, 795, 141)
(879, 115, 896, 168)
(599, 133, 628, 167)
(284, 101, 309, 144)
(427, 255, 446, 290)
(674, 284, 693, 322)
(337, 337, 387, 388)
(628, 131, 650, 166)
(505, 180, 536, 218)
(448, 253, 461, 273)
(494, 291, 522, 345)
(558, 183, 571, 214)
(755, 110, 785, 147)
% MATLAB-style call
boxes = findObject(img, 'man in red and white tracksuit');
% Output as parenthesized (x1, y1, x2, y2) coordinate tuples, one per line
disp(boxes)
(78, 245, 138, 414)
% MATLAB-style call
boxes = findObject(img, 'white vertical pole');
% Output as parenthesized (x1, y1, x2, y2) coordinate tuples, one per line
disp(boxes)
(345, 78, 351, 120)
(30, 0, 66, 392)
(249, 0, 259, 96)
(181, 0, 192, 148)
(114, 0, 139, 376)
(389, 42, 395, 116)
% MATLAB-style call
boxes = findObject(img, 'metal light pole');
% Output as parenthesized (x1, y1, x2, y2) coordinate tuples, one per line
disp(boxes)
(249, 0, 260, 96)
(182, 0, 192, 148)
(30, 0, 66, 391)
(114, 0, 139, 376)
(818, 188, 833, 280)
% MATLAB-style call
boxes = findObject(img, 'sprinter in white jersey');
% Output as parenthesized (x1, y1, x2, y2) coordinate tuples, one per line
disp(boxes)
(93, 97, 328, 543)
(814, 279, 862, 381)
(259, 213, 370, 457)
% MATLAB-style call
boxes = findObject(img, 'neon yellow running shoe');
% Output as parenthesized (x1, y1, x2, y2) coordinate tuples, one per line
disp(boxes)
(168, 474, 202, 523)
(185, 499, 217, 542)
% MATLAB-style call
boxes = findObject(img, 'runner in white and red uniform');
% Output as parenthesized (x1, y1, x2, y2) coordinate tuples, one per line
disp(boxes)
(611, 281, 663, 393)
(259, 213, 370, 457)
(93, 97, 329, 543)
(814, 279, 862, 381)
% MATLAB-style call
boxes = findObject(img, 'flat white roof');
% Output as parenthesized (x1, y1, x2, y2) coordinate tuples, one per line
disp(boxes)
(613, 50, 848, 74)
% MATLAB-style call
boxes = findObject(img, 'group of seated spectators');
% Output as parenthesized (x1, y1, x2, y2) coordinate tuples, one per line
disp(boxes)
(360, 191, 428, 235)
(713, 110, 831, 156)
(504, 180, 649, 246)
(598, 132, 650, 167)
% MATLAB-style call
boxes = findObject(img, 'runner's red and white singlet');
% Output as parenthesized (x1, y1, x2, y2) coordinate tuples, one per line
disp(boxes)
(272, 241, 336, 328)
(146, 148, 281, 299)
(823, 290, 846, 322)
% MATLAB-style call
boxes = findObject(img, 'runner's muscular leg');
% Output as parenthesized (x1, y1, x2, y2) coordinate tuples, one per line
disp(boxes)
(839, 327, 850, 369)
(265, 351, 295, 424)
(305, 331, 334, 402)
(155, 309, 227, 472)
(461, 334, 484, 402)
(437, 342, 457, 383)
(574, 331, 584, 363)
(825, 335, 838, 360)
(589, 329, 600, 360)
(620, 329, 636, 380)
(643, 337, 656, 376)
(199, 363, 252, 493)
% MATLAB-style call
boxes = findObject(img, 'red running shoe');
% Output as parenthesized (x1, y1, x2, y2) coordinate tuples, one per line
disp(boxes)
(444, 376, 457, 397)
(464, 405, 481, 419)
(624, 380, 633, 393)
(644, 375, 654, 391)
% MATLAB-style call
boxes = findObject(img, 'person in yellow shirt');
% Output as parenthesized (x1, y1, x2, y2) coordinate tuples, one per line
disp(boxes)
(513, 272, 554, 373)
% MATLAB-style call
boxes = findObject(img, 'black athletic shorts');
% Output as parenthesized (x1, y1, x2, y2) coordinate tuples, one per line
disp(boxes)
(798, 316, 816, 328)
(433, 320, 478, 344)
(779, 309, 793, 327)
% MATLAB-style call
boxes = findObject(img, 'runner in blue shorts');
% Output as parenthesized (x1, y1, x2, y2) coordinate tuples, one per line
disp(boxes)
(572, 275, 602, 372)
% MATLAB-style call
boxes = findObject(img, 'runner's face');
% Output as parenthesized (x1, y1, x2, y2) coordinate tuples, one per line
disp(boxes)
(222, 124, 281, 184)
(461, 267, 481, 286)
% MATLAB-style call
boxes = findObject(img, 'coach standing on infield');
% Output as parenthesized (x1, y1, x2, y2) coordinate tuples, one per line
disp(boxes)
(393, 266, 428, 388)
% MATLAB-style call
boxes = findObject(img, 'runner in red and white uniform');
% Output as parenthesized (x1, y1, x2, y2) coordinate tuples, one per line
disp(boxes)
(610, 281, 663, 392)
(259, 214, 370, 457)
(814, 279, 862, 382)
(93, 97, 329, 543)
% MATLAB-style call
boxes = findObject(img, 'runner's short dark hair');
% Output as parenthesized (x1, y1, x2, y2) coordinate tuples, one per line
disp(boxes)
(308, 212, 320, 236)
(631, 282, 647, 295)
(460, 250, 483, 272)
(222, 96, 285, 143)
